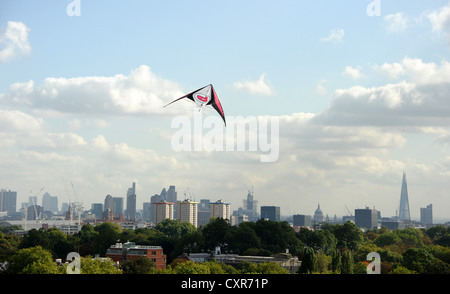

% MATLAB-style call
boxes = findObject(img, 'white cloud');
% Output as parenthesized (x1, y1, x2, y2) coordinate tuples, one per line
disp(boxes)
(384, 13, 409, 33)
(315, 80, 328, 95)
(321, 28, 344, 43)
(342, 66, 364, 79)
(427, 2, 450, 45)
(232, 73, 273, 95)
(377, 62, 406, 79)
(428, 2, 450, 33)
(317, 58, 450, 127)
(0, 65, 185, 116)
(0, 21, 31, 62)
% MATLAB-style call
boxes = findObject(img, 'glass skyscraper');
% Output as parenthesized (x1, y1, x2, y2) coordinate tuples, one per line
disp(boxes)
(399, 172, 410, 221)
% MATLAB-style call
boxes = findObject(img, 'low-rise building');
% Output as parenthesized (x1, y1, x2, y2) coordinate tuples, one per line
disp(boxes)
(106, 242, 167, 270)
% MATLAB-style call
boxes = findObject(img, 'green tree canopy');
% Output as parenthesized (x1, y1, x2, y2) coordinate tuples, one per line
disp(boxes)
(7, 246, 62, 274)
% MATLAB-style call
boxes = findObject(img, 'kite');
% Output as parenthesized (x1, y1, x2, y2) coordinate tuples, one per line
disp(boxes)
(164, 84, 226, 126)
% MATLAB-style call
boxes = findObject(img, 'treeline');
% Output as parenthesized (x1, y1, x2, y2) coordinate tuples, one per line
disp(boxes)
(1, 218, 450, 274)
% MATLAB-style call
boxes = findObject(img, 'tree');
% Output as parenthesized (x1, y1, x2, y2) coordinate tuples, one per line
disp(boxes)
(331, 249, 341, 273)
(402, 248, 434, 273)
(173, 260, 211, 274)
(340, 250, 353, 274)
(333, 222, 363, 251)
(7, 246, 62, 274)
(121, 257, 154, 274)
(316, 250, 332, 273)
(201, 217, 232, 253)
(80, 257, 122, 274)
(76, 223, 99, 256)
(93, 222, 122, 256)
(298, 247, 317, 274)
(228, 223, 261, 254)
(374, 232, 400, 247)
(154, 219, 196, 239)
(0, 232, 20, 262)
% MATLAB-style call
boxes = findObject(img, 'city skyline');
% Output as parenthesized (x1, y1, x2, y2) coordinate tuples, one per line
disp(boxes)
(1, 1, 450, 220)
(1, 176, 442, 223)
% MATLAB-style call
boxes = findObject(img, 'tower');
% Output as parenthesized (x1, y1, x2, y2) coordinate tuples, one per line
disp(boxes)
(126, 182, 137, 221)
(399, 172, 410, 221)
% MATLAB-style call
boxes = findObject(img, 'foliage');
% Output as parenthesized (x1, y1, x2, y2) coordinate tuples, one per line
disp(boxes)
(1, 219, 450, 274)
(79, 257, 122, 274)
(121, 257, 154, 274)
(6, 246, 63, 274)
(340, 250, 353, 274)
(298, 247, 317, 274)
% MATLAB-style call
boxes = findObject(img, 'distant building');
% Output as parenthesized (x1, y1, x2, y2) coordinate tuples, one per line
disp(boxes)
(381, 219, 404, 230)
(313, 204, 324, 223)
(232, 190, 259, 222)
(27, 205, 43, 220)
(399, 172, 411, 221)
(260, 206, 280, 221)
(126, 182, 136, 221)
(91, 203, 103, 219)
(420, 204, 433, 226)
(176, 199, 198, 227)
(152, 201, 174, 225)
(197, 199, 211, 227)
(355, 207, 378, 229)
(0, 189, 17, 214)
(293, 214, 311, 227)
(210, 199, 231, 221)
(104, 195, 123, 219)
(106, 242, 167, 270)
(42, 192, 58, 213)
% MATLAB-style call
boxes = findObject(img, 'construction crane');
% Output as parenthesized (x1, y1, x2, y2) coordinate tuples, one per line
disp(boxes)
(345, 205, 353, 217)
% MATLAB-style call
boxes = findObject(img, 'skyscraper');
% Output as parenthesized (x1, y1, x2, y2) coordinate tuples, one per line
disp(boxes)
(210, 199, 231, 220)
(355, 207, 378, 229)
(126, 182, 137, 221)
(176, 199, 198, 227)
(399, 172, 410, 221)
(0, 189, 17, 214)
(260, 206, 280, 221)
(420, 204, 432, 226)
(152, 200, 174, 225)
(42, 192, 58, 213)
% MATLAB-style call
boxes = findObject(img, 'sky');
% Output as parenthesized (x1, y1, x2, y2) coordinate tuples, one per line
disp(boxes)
(1, 0, 450, 221)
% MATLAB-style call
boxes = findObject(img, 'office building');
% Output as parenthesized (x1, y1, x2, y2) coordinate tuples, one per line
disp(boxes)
(91, 203, 103, 219)
(355, 207, 378, 229)
(42, 192, 58, 213)
(152, 201, 174, 225)
(104, 195, 123, 219)
(126, 182, 137, 221)
(106, 242, 167, 270)
(176, 199, 198, 227)
(210, 199, 231, 221)
(293, 214, 312, 227)
(27, 205, 43, 220)
(0, 189, 17, 214)
(197, 199, 211, 227)
(420, 204, 433, 226)
(260, 206, 280, 221)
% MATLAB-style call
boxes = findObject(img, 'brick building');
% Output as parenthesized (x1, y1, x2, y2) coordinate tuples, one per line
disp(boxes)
(106, 242, 167, 270)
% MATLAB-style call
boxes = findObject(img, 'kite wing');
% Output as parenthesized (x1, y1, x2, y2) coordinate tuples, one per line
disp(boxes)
(164, 84, 226, 126)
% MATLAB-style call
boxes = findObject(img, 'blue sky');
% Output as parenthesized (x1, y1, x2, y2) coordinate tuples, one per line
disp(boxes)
(1, 1, 450, 220)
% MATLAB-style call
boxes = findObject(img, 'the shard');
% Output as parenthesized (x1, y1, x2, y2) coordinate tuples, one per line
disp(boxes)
(399, 172, 410, 221)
